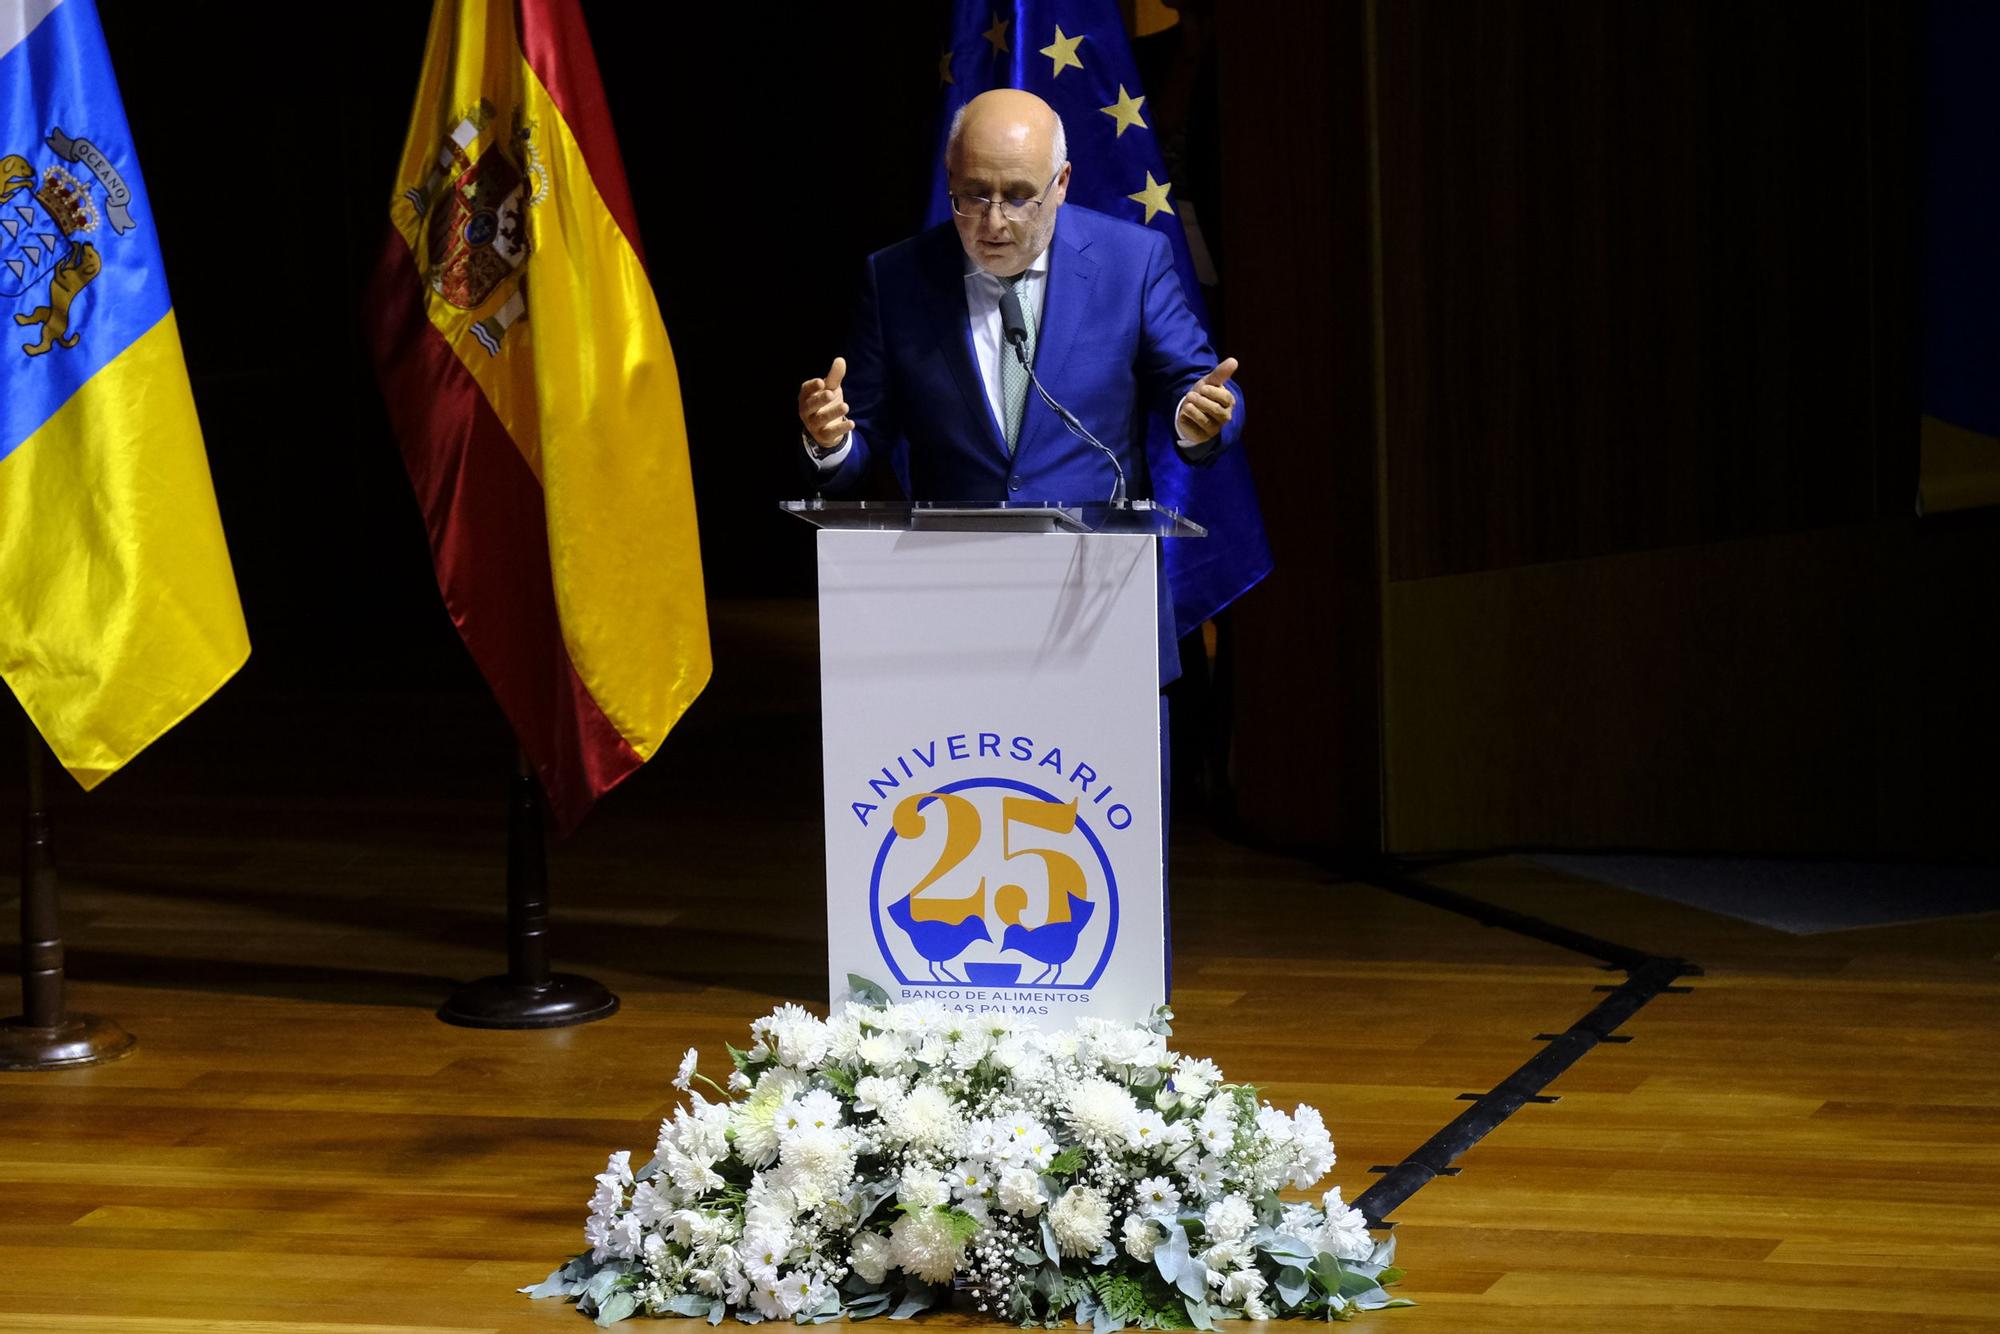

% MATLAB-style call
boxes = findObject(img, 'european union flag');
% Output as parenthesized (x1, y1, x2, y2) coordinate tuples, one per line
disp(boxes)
(932, 0, 1272, 637)
(0, 0, 247, 788)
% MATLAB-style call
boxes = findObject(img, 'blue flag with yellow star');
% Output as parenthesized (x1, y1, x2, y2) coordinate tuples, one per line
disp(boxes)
(932, 0, 1271, 639)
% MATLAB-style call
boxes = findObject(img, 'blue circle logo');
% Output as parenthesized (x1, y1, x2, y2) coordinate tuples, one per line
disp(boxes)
(867, 777, 1119, 991)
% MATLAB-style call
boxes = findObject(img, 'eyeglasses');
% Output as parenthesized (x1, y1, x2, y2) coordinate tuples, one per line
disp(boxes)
(949, 171, 1059, 223)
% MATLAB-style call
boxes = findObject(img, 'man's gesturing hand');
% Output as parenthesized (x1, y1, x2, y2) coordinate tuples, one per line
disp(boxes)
(799, 357, 851, 451)
(1177, 357, 1239, 446)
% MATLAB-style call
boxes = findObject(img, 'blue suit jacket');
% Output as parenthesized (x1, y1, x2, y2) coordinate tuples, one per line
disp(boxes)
(820, 205, 1243, 503)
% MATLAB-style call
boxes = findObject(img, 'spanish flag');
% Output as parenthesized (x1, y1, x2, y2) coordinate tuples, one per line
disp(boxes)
(0, 0, 249, 789)
(366, 0, 710, 830)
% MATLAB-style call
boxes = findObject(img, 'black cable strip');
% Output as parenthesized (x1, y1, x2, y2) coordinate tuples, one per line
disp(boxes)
(1333, 863, 1704, 1227)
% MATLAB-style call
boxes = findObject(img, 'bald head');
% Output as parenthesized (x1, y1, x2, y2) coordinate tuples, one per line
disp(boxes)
(946, 89, 1068, 181)
(944, 89, 1072, 276)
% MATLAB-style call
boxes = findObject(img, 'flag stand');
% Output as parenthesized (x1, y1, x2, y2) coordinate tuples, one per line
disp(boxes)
(436, 749, 619, 1029)
(1, 721, 135, 1071)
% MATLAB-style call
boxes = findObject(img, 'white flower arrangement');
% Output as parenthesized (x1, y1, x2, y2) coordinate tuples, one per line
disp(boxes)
(526, 981, 1410, 1327)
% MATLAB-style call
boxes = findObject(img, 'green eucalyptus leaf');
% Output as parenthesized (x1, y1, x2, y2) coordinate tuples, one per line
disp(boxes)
(662, 1294, 716, 1317)
(848, 975, 891, 1005)
(594, 1291, 639, 1326)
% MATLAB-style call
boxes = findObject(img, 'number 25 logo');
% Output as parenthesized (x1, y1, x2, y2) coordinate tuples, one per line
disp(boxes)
(877, 783, 1114, 987)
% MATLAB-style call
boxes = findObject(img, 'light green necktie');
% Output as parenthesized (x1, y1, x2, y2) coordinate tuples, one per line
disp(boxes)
(999, 271, 1039, 453)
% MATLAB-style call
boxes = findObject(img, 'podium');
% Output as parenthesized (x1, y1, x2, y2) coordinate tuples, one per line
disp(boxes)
(785, 500, 1205, 1029)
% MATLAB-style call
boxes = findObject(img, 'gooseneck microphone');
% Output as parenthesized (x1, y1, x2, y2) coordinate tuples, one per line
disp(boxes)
(998, 283, 1127, 504)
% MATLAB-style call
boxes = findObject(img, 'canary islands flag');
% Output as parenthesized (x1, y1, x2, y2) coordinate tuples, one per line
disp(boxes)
(0, 0, 248, 788)
(365, 0, 709, 831)
(933, 0, 1272, 637)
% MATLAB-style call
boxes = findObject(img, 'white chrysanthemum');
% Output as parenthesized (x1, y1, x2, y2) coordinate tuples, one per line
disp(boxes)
(996, 1039, 1053, 1089)
(748, 1270, 804, 1321)
(997, 1115, 1051, 1164)
(1121, 1212, 1161, 1262)
(897, 1162, 952, 1209)
(1242, 1290, 1274, 1320)
(948, 1027, 996, 1069)
(1201, 1237, 1253, 1275)
(882, 997, 954, 1035)
(856, 1032, 905, 1071)
(674, 1047, 700, 1091)
(881, 1082, 961, 1153)
(743, 1176, 798, 1234)
(728, 1069, 752, 1092)
(949, 1159, 992, 1201)
(1064, 1077, 1140, 1146)
(738, 1224, 792, 1281)
(1049, 1185, 1113, 1257)
(1220, 1268, 1268, 1306)
(1132, 1175, 1181, 1217)
(732, 1070, 805, 1168)
(663, 1146, 725, 1199)
(755, 1003, 832, 1069)
(1127, 1109, 1171, 1155)
(775, 1127, 855, 1206)
(585, 1213, 631, 1262)
(996, 1165, 1045, 1217)
(850, 1230, 894, 1285)
(589, 1149, 632, 1214)
(1193, 1100, 1236, 1157)
(822, 1010, 867, 1062)
(852, 1074, 901, 1114)
(1078, 1018, 1166, 1071)
(1203, 1195, 1256, 1243)
(1184, 1153, 1226, 1201)
(1173, 1056, 1222, 1098)
(663, 1097, 732, 1164)
(1255, 1104, 1295, 1146)
(889, 1207, 967, 1283)
(1286, 1103, 1336, 1188)
(1320, 1187, 1374, 1261)
(1279, 1201, 1323, 1243)
(963, 1117, 1006, 1160)
(776, 1088, 843, 1142)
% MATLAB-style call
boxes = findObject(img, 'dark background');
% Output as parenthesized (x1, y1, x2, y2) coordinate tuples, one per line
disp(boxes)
(42, 0, 1999, 863)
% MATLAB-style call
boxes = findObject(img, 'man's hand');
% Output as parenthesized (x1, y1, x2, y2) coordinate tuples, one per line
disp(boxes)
(799, 357, 851, 451)
(1177, 357, 1239, 445)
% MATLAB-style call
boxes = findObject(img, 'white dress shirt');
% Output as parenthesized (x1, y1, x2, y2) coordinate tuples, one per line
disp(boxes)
(809, 243, 1202, 472)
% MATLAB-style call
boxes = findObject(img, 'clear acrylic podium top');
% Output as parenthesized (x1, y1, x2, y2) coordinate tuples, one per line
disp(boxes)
(780, 499, 1207, 537)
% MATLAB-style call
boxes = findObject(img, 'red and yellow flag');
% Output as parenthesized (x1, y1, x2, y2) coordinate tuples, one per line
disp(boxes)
(365, 0, 709, 829)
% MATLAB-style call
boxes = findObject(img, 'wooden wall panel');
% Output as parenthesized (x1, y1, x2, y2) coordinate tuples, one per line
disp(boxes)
(1375, 0, 1900, 582)
(1384, 514, 2000, 856)
(1216, 0, 1384, 849)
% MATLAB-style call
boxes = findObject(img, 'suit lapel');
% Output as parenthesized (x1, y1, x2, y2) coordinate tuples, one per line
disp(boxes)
(922, 230, 1007, 460)
(1018, 217, 1097, 468)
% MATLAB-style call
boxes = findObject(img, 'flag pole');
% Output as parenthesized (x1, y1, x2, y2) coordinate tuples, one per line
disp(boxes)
(436, 748, 619, 1029)
(1, 716, 135, 1071)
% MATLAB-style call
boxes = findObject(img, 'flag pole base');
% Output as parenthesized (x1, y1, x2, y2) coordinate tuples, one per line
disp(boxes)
(0, 1013, 136, 1071)
(436, 973, 619, 1030)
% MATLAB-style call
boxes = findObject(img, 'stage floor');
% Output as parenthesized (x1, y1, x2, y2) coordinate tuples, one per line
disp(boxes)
(3, 601, 1998, 1332)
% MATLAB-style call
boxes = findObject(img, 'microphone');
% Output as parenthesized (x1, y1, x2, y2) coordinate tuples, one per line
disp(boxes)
(998, 282, 1127, 504)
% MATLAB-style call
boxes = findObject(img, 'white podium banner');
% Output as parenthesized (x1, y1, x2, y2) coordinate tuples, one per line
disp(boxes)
(818, 528, 1165, 1029)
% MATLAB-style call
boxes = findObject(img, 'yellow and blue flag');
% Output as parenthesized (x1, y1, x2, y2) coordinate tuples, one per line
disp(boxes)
(0, 0, 248, 787)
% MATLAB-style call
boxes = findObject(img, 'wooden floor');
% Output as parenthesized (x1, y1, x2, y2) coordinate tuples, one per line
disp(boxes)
(3, 601, 1997, 1332)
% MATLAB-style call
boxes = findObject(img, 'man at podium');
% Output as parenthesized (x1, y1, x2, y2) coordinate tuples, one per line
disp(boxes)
(795, 88, 1242, 528)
